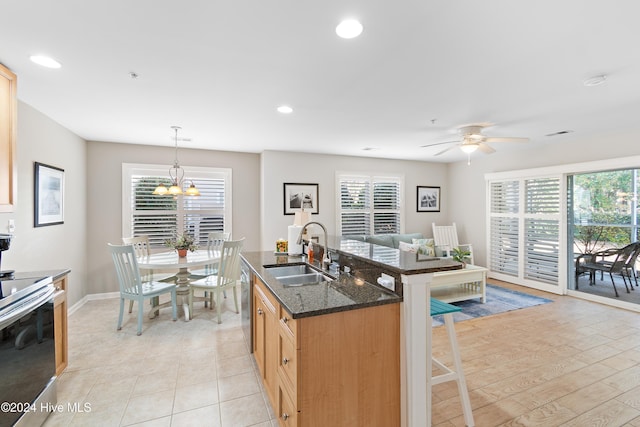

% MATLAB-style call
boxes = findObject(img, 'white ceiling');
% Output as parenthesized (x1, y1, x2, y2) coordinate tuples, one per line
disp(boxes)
(1, 0, 639, 163)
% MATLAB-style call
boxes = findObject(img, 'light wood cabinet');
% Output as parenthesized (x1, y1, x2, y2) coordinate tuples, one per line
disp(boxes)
(0, 63, 16, 213)
(253, 278, 278, 407)
(52, 274, 68, 376)
(252, 275, 401, 427)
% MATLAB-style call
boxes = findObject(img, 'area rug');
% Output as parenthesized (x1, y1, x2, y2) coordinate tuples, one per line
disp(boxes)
(431, 283, 553, 326)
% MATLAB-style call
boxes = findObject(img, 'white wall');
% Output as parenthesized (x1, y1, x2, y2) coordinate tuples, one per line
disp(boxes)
(260, 150, 449, 250)
(448, 130, 640, 267)
(0, 102, 87, 306)
(86, 141, 261, 296)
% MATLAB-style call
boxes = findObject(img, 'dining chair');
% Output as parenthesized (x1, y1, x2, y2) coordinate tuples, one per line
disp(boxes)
(189, 231, 230, 279)
(188, 238, 244, 324)
(123, 235, 177, 313)
(109, 243, 178, 335)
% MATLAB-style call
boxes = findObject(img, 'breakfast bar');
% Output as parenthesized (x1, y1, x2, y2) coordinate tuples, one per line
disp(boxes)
(242, 237, 462, 427)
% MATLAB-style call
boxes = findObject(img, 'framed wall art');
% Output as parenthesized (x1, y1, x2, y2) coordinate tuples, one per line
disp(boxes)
(34, 162, 65, 227)
(417, 186, 440, 212)
(283, 183, 319, 215)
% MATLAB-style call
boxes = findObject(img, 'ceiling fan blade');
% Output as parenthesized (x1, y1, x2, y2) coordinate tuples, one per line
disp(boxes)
(483, 137, 529, 143)
(420, 139, 458, 148)
(477, 143, 496, 154)
(434, 145, 458, 156)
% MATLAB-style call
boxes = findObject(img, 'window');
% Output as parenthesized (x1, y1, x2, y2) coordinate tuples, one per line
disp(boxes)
(337, 173, 403, 236)
(123, 164, 232, 247)
(488, 176, 561, 287)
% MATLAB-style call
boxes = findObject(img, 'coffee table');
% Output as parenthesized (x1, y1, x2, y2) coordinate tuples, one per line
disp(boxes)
(430, 264, 487, 303)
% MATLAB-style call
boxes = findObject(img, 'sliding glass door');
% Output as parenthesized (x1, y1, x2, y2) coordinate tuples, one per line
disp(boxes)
(568, 169, 639, 303)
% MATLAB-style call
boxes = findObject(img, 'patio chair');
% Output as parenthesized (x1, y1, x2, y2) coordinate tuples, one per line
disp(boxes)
(581, 242, 638, 297)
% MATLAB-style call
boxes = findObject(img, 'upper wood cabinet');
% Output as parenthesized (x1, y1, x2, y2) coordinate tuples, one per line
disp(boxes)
(0, 63, 16, 213)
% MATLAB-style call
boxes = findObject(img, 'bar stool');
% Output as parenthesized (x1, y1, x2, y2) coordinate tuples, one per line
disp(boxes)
(430, 298, 474, 426)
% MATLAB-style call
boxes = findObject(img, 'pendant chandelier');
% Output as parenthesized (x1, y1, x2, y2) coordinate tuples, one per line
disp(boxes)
(152, 126, 200, 196)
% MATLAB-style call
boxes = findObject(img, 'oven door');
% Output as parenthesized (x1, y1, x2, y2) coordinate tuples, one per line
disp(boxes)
(0, 286, 57, 427)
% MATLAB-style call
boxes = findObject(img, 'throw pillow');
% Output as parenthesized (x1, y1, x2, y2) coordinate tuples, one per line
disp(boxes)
(398, 241, 420, 253)
(412, 238, 435, 256)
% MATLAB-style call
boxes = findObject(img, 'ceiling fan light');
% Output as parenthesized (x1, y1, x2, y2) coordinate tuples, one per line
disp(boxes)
(460, 144, 479, 153)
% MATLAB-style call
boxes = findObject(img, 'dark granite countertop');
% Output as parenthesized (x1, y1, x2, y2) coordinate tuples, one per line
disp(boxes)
(242, 251, 402, 319)
(9, 269, 70, 282)
(329, 237, 462, 275)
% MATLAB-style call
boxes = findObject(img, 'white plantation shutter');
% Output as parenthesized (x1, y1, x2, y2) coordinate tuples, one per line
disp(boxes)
(524, 178, 560, 283)
(124, 164, 232, 248)
(490, 216, 519, 277)
(488, 176, 561, 287)
(338, 174, 403, 236)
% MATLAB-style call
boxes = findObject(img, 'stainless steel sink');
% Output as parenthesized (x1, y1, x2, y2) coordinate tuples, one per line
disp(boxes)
(264, 264, 334, 286)
(276, 273, 332, 286)
(264, 264, 320, 277)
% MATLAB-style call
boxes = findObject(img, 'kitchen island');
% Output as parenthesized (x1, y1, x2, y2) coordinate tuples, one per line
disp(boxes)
(242, 238, 461, 427)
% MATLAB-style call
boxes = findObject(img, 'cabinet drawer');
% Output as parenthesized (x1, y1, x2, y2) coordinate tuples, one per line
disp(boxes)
(254, 280, 277, 314)
(278, 384, 298, 427)
(278, 305, 297, 344)
(278, 332, 298, 397)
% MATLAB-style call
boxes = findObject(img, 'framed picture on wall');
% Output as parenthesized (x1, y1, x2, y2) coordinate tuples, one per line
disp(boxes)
(34, 162, 65, 227)
(283, 183, 319, 215)
(417, 186, 440, 212)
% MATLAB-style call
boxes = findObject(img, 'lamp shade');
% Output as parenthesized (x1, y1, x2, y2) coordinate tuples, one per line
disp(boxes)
(294, 210, 311, 226)
(153, 183, 168, 195)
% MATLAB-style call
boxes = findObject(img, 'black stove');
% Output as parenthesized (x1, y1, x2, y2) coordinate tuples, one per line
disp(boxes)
(0, 275, 54, 330)
(0, 273, 56, 427)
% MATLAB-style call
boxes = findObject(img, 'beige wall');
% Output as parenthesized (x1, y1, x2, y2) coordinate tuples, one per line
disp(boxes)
(260, 150, 450, 250)
(86, 140, 261, 296)
(448, 130, 640, 267)
(7, 99, 639, 303)
(0, 102, 87, 306)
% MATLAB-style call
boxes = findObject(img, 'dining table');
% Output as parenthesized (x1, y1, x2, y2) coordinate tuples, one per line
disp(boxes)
(137, 249, 219, 321)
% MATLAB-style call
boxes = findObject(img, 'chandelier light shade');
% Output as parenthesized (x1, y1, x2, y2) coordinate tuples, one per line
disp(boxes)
(153, 126, 200, 196)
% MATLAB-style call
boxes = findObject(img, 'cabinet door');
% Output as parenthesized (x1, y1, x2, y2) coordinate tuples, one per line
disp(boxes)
(253, 280, 278, 408)
(253, 292, 267, 376)
(53, 290, 68, 375)
(0, 64, 16, 212)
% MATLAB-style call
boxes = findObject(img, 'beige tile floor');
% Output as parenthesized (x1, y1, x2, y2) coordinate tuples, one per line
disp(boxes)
(43, 289, 278, 427)
(43, 280, 640, 426)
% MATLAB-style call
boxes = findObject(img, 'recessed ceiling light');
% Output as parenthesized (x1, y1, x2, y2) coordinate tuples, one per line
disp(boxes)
(29, 55, 61, 69)
(362, 147, 377, 151)
(277, 105, 293, 114)
(336, 19, 363, 39)
(583, 74, 607, 87)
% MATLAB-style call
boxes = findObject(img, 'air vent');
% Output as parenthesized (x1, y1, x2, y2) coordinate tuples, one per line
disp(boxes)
(545, 130, 573, 137)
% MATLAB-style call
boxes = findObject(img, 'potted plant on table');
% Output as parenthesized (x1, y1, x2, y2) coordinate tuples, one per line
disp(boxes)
(451, 247, 471, 267)
(166, 232, 198, 257)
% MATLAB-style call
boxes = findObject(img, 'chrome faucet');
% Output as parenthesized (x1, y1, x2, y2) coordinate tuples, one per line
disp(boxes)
(297, 221, 331, 269)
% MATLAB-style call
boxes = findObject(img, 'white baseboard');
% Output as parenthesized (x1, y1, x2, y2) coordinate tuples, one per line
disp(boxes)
(68, 292, 119, 316)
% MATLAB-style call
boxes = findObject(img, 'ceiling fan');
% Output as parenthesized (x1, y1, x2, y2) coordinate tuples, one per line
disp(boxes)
(422, 124, 529, 161)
